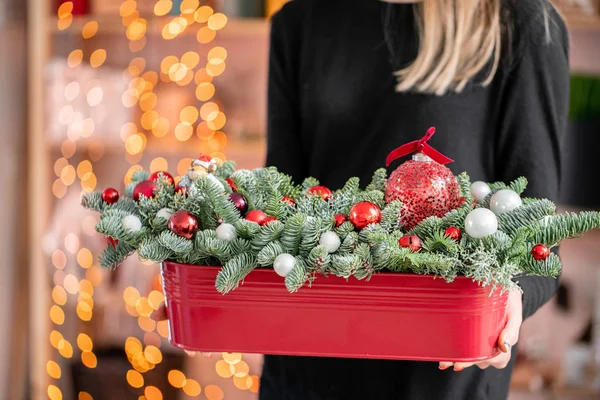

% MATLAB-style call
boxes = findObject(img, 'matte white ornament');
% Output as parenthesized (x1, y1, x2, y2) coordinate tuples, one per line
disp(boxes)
(122, 215, 142, 233)
(273, 253, 296, 277)
(156, 208, 174, 221)
(319, 231, 341, 253)
(470, 181, 491, 203)
(490, 189, 522, 215)
(216, 223, 238, 241)
(465, 208, 498, 239)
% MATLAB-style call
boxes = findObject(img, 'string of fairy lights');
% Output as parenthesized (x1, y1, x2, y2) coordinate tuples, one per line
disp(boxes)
(48, 1, 259, 399)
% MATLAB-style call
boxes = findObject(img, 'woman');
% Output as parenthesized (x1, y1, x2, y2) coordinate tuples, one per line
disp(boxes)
(261, 0, 568, 399)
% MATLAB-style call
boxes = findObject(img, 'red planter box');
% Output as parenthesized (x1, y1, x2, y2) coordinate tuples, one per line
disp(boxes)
(161, 261, 508, 362)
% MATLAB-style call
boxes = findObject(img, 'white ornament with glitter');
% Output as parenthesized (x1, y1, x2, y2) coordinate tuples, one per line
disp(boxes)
(122, 215, 142, 233)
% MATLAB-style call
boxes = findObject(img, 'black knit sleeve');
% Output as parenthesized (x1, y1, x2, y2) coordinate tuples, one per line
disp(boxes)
(495, 4, 570, 320)
(265, 1, 308, 183)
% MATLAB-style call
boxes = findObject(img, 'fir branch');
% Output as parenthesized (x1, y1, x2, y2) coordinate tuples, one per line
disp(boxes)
(519, 252, 562, 277)
(330, 254, 361, 279)
(195, 177, 241, 224)
(307, 245, 331, 274)
(299, 217, 322, 257)
(380, 200, 403, 233)
(215, 253, 257, 294)
(358, 223, 385, 243)
(354, 243, 376, 278)
(229, 237, 252, 256)
(520, 211, 600, 246)
(340, 177, 360, 194)
(509, 177, 528, 195)
(285, 257, 309, 292)
(95, 214, 145, 244)
(99, 241, 135, 270)
(280, 213, 306, 254)
(195, 233, 231, 263)
(366, 168, 388, 192)
(423, 230, 461, 255)
(339, 231, 358, 253)
(251, 221, 285, 253)
(408, 216, 444, 240)
(234, 219, 261, 240)
(215, 160, 236, 179)
(132, 170, 150, 183)
(302, 177, 320, 192)
(158, 231, 194, 254)
(353, 191, 385, 209)
(257, 241, 285, 266)
(456, 172, 473, 203)
(334, 221, 355, 241)
(81, 192, 105, 212)
(138, 237, 172, 263)
(497, 199, 556, 236)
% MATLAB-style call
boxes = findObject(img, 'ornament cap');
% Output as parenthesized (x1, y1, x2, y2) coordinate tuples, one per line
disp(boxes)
(412, 153, 433, 162)
(385, 127, 454, 166)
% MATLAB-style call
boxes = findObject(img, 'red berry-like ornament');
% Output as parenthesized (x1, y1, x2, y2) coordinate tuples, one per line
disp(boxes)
(444, 226, 462, 241)
(168, 210, 199, 240)
(229, 193, 248, 216)
(101, 188, 120, 204)
(107, 236, 118, 249)
(334, 214, 347, 227)
(175, 182, 187, 195)
(349, 201, 381, 230)
(225, 178, 238, 192)
(148, 171, 174, 185)
(307, 185, 333, 201)
(399, 235, 422, 252)
(531, 244, 550, 261)
(246, 210, 267, 225)
(282, 196, 295, 205)
(133, 180, 157, 201)
(262, 216, 278, 226)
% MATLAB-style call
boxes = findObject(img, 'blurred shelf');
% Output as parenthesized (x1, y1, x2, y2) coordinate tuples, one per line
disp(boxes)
(50, 15, 269, 37)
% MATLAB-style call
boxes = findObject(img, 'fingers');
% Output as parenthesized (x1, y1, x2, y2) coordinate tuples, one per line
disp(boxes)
(452, 362, 475, 372)
(150, 303, 167, 321)
(438, 362, 453, 370)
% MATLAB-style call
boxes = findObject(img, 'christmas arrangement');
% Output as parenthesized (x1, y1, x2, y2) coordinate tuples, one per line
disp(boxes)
(82, 129, 600, 295)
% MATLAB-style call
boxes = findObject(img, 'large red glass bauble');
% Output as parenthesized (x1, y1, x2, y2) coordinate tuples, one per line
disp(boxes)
(168, 210, 199, 240)
(133, 180, 157, 201)
(349, 201, 381, 230)
(148, 171, 175, 185)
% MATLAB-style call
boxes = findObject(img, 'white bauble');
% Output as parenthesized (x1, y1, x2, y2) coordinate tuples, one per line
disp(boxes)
(470, 181, 491, 203)
(490, 189, 522, 215)
(465, 208, 498, 239)
(273, 253, 296, 277)
(156, 208, 174, 221)
(319, 231, 341, 254)
(216, 223, 238, 241)
(122, 215, 142, 233)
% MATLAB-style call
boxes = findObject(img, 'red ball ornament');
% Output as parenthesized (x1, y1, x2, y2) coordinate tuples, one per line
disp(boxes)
(229, 193, 248, 216)
(133, 180, 157, 201)
(246, 210, 267, 225)
(307, 185, 333, 201)
(101, 188, 120, 204)
(107, 236, 118, 249)
(531, 244, 550, 261)
(282, 196, 295, 205)
(262, 216, 278, 226)
(168, 210, 199, 240)
(349, 201, 381, 230)
(225, 178, 238, 192)
(399, 235, 422, 252)
(175, 182, 187, 195)
(334, 214, 347, 227)
(385, 129, 460, 231)
(444, 226, 462, 241)
(148, 171, 175, 185)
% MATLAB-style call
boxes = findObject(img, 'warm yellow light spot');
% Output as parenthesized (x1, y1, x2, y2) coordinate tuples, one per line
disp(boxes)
(78, 392, 93, 400)
(215, 360, 234, 378)
(76, 302, 92, 321)
(222, 352, 242, 365)
(207, 112, 227, 131)
(61, 140, 76, 159)
(58, 339, 73, 358)
(127, 18, 147, 41)
(207, 13, 227, 30)
(64, 274, 79, 294)
(208, 131, 227, 151)
(210, 151, 226, 164)
(82, 21, 98, 39)
(79, 279, 94, 295)
(176, 69, 194, 86)
(68, 49, 83, 68)
(59, 105, 74, 125)
(181, 51, 200, 69)
(51, 249, 67, 269)
(122, 88, 140, 108)
(181, 0, 199, 13)
(180, 106, 199, 124)
(168, 63, 188, 82)
(154, 0, 172, 16)
(48, 384, 63, 400)
(197, 26, 216, 44)
(52, 286, 67, 306)
(120, 0, 137, 17)
(196, 121, 215, 140)
(204, 385, 224, 400)
(142, 71, 158, 86)
(124, 165, 143, 185)
(136, 297, 153, 316)
(53, 270, 66, 286)
(160, 55, 179, 75)
(206, 59, 226, 77)
(52, 179, 67, 199)
(147, 290, 164, 310)
(195, 68, 213, 84)
(129, 76, 146, 92)
(174, 123, 194, 141)
(128, 57, 146, 76)
(138, 316, 157, 332)
(233, 375, 253, 390)
(141, 110, 159, 130)
(57, 14, 73, 30)
(148, 159, 168, 175)
(125, 133, 145, 154)
(183, 378, 201, 396)
(85, 265, 102, 286)
(65, 81, 80, 101)
(76, 248, 93, 269)
(89, 141, 105, 161)
(125, 337, 143, 356)
(90, 49, 107, 68)
(161, 24, 177, 40)
(156, 320, 170, 338)
(125, 302, 139, 316)
(171, 17, 189, 33)
(65, 232, 80, 253)
(76, 161, 92, 181)
(77, 333, 93, 352)
(208, 47, 227, 62)
(195, 82, 215, 101)
(81, 173, 97, 193)
(123, 286, 141, 306)
(144, 345, 163, 364)
(139, 93, 157, 112)
(200, 102, 219, 121)
(139, 397, 147, 400)
(58, 2, 73, 17)
(122, 8, 140, 26)
(152, 118, 170, 137)
(129, 36, 147, 53)
(47, 360, 62, 379)
(233, 360, 250, 377)
(132, 354, 150, 373)
(194, 5, 213, 22)
(120, 122, 137, 140)
(127, 370, 144, 388)
(144, 386, 162, 400)
(81, 351, 97, 368)
(81, 118, 95, 138)
(168, 370, 186, 388)
(176, 158, 192, 176)
(50, 330, 64, 348)
(249, 375, 260, 393)
(54, 158, 69, 177)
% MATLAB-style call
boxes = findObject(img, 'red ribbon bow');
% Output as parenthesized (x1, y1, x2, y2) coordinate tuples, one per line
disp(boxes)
(385, 127, 453, 166)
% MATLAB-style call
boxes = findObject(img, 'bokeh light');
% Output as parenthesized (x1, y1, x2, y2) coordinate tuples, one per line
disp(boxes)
(207, 13, 227, 30)
(127, 369, 144, 388)
(52, 286, 67, 306)
(168, 369, 187, 388)
(205, 385, 224, 400)
(67, 50, 83, 68)
(183, 378, 202, 396)
(82, 21, 98, 39)
(90, 49, 107, 68)
(48, 384, 63, 400)
(50, 305, 65, 325)
(81, 351, 98, 368)
(144, 386, 163, 400)
(47, 361, 62, 379)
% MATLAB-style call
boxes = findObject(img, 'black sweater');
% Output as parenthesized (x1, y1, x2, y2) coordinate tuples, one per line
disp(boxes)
(262, 1, 569, 399)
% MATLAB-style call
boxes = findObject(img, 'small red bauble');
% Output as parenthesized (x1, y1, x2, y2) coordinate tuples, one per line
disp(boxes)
(148, 171, 175, 185)
(175, 182, 187, 195)
(107, 236, 118, 249)
(399, 235, 422, 252)
(334, 214, 347, 227)
(229, 193, 248, 216)
(282, 196, 295, 205)
(307, 185, 333, 201)
(133, 180, 157, 201)
(444, 226, 462, 241)
(531, 244, 550, 261)
(245, 210, 267, 225)
(168, 210, 199, 240)
(262, 216, 278, 226)
(225, 178, 238, 192)
(101, 188, 120, 204)
(349, 201, 381, 230)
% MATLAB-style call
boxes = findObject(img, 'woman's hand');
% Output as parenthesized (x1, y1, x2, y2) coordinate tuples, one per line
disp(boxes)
(150, 303, 213, 359)
(439, 288, 523, 372)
